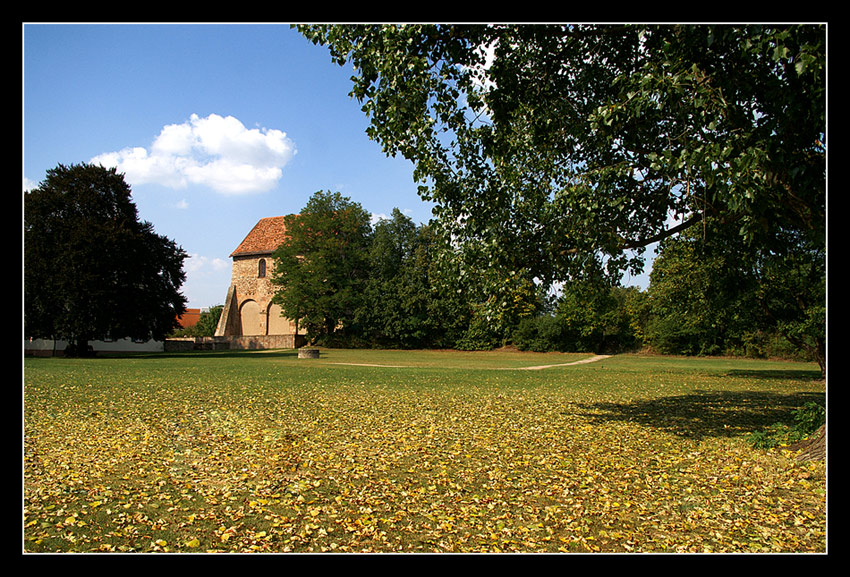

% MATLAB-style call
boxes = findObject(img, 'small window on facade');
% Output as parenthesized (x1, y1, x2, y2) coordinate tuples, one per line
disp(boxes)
(258, 259, 266, 278)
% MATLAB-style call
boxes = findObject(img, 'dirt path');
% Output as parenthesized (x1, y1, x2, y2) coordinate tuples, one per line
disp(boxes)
(329, 362, 408, 368)
(327, 354, 613, 370)
(503, 354, 612, 370)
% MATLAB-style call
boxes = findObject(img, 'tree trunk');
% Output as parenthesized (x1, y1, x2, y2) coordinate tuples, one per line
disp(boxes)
(794, 424, 826, 462)
(66, 337, 94, 357)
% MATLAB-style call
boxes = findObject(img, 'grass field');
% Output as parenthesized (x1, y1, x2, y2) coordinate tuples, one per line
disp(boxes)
(23, 348, 827, 553)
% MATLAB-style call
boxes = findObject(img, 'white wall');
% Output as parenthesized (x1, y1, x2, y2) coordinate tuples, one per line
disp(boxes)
(24, 338, 164, 355)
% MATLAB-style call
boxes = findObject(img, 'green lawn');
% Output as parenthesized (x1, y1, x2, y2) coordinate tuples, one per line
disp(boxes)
(23, 349, 826, 553)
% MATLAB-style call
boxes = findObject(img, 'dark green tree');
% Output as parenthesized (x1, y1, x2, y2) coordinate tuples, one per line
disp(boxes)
(513, 284, 644, 354)
(646, 227, 759, 356)
(354, 209, 436, 348)
(753, 229, 825, 374)
(270, 191, 372, 344)
(25, 163, 188, 354)
(645, 220, 824, 374)
(409, 223, 476, 349)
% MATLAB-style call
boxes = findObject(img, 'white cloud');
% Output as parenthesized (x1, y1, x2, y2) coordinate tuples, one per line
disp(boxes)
(370, 209, 422, 227)
(185, 253, 229, 275)
(91, 114, 296, 195)
(181, 253, 231, 307)
(370, 212, 389, 226)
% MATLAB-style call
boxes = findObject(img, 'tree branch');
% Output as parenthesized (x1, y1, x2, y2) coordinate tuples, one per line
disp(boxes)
(619, 212, 704, 250)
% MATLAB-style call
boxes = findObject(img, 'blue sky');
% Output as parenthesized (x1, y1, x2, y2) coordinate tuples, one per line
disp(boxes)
(24, 23, 651, 309)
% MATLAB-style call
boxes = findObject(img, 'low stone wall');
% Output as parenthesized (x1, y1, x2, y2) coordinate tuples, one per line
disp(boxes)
(229, 335, 304, 350)
(164, 337, 232, 352)
(164, 334, 306, 352)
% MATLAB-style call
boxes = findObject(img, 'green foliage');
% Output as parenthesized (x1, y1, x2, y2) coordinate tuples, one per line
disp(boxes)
(299, 24, 825, 291)
(748, 424, 795, 450)
(793, 401, 826, 436)
(513, 285, 645, 354)
(453, 310, 503, 351)
(452, 268, 544, 350)
(645, 221, 759, 356)
(512, 314, 569, 352)
(295, 25, 825, 366)
(271, 191, 372, 344)
(748, 401, 825, 449)
(24, 163, 188, 352)
(643, 219, 825, 373)
(297, 24, 824, 366)
(754, 230, 826, 373)
(270, 195, 545, 351)
(353, 210, 440, 348)
(555, 280, 617, 353)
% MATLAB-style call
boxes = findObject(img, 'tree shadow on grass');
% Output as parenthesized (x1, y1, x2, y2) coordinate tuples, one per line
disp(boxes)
(723, 368, 823, 382)
(574, 390, 825, 440)
(100, 349, 301, 360)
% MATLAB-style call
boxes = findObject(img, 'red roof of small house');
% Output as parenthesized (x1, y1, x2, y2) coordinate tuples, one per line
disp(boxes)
(230, 216, 291, 257)
(176, 308, 201, 328)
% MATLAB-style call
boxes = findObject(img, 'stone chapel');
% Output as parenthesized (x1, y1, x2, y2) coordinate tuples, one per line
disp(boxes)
(214, 216, 305, 348)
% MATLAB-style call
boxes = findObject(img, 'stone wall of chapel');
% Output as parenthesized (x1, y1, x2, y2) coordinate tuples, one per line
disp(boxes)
(231, 255, 276, 301)
(229, 254, 300, 337)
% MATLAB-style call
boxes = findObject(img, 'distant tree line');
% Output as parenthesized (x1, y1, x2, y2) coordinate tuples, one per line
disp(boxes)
(270, 191, 825, 375)
(513, 220, 824, 374)
(23, 165, 823, 373)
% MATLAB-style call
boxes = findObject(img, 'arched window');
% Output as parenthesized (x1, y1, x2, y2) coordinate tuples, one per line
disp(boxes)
(258, 258, 266, 278)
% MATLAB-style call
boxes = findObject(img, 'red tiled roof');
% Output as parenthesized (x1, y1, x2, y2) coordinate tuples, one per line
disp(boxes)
(176, 308, 201, 328)
(230, 216, 291, 257)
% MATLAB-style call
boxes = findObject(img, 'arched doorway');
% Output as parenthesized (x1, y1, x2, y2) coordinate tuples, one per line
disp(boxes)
(267, 302, 289, 335)
(239, 300, 262, 336)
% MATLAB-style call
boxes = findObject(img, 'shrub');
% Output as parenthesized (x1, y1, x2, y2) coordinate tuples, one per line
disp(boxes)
(748, 400, 825, 449)
(793, 401, 826, 436)
(513, 315, 566, 352)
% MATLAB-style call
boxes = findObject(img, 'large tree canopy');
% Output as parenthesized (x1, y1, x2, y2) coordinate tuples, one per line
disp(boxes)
(299, 24, 825, 285)
(271, 190, 372, 343)
(25, 163, 188, 353)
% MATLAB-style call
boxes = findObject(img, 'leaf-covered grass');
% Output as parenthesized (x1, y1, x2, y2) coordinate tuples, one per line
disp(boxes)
(24, 349, 826, 553)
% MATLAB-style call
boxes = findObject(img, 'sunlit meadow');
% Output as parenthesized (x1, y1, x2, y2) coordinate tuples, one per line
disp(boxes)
(23, 349, 826, 553)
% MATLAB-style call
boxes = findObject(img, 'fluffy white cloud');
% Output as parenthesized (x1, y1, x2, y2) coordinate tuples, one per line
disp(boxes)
(185, 253, 229, 274)
(370, 212, 389, 226)
(181, 253, 232, 308)
(91, 114, 296, 194)
(371, 209, 414, 224)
